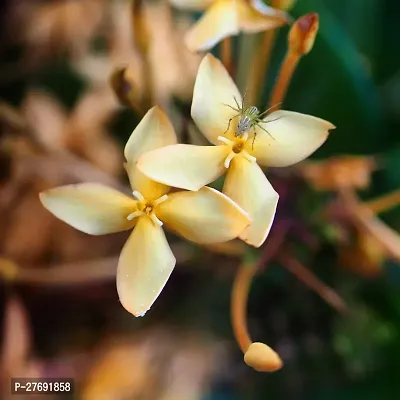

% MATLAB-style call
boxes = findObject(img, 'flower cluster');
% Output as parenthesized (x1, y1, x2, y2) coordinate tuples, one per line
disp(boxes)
(40, 106, 250, 317)
(40, 51, 334, 317)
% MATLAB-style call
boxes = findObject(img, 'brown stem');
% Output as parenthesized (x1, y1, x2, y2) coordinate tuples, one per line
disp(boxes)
(268, 51, 299, 109)
(280, 255, 348, 314)
(131, 0, 153, 108)
(231, 262, 255, 353)
(338, 186, 400, 262)
(247, 31, 277, 106)
(221, 37, 233, 76)
(231, 222, 290, 353)
(364, 190, 400, 214)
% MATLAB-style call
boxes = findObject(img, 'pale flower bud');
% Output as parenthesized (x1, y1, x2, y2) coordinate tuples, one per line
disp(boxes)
(244, 342, 283, 372)
(289, 13, 319, 55)
(109, 67, 140, 108)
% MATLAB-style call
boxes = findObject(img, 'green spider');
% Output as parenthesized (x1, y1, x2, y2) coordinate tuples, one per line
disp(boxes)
(223, 93, 281, 149)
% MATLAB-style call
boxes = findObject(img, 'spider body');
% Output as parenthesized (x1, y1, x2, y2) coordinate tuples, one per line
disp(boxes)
(236, 106, 260, 137)
(223, 94, 279, 149)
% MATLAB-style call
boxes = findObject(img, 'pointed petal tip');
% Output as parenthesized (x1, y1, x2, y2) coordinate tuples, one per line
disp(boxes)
(117, 219, 176, 317)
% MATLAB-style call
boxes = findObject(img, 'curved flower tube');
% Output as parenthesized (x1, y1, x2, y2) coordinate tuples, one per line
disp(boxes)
(138, 54, 335, 247)
(40, 106, 250, 317)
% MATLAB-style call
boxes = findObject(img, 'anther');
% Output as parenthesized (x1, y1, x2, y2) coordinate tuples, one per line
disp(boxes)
(132, 190, 145, 201)
(127, 210, 145, 221)
(243, 153, 257, 163)
(217, 136, 234, 145)
(150, 214, 163, 226)
(224, 152, 236, 169)
(153, 194, 168, 206)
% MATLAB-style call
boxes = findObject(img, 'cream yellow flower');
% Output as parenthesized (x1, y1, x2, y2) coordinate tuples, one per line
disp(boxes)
(40, 106, 250, 317)
(171, 0, 291, 51)
(138, 54, 335, 247)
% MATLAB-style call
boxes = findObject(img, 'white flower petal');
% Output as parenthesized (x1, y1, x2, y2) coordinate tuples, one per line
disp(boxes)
(158, 186, 250, 243)
(192, 53, 242, 145)
(252, 110, 335, 167)
(238, 0, 290, 33)
(185, 0, 239, 52)
(223, 157, 279, 247)
(138, 144, 229, 191)
(117, 217, 176, 317)
(39, 183, 136, 235)
(124, 106, 177, 166)
(125, 164, 170, 201)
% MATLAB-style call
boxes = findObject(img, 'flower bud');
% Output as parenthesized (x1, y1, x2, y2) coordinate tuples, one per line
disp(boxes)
(109, 67, 140, 108)
(288, 13, 319, 55)
(244, 342, 283, 372)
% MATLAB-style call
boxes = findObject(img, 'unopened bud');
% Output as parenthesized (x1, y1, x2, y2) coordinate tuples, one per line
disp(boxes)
(273, 0, 297, 11)
(109, 67, 140, 108)
(289, 13, 319, 55)
(244, 342, 283, 372)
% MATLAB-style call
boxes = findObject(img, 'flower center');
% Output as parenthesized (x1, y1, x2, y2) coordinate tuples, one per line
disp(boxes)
(217, 133, 257, 168)
(126, 190, 168, 226)
(232, 140, 244, 153)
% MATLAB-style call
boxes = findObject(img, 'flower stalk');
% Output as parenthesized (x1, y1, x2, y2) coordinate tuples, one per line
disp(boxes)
(246, 30, 277, 106)
(269, 13, 319, 108)
(230, 222, 289, 372)
(246, 0, 295, 106)
(231, 261, 283, 373)
(221, 37, 233, 75)
(365, 189, 400, 214)
(131, 0, 153, 108)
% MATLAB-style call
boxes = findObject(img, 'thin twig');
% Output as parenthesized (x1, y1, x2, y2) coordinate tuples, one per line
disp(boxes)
(0, 243, 194, 286)
(338, 186, 400, 262)
(280, 254, 348, 314)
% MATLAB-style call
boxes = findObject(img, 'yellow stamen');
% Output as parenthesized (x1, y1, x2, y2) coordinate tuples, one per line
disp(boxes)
(127, 210, 145, 221)
(217, 136, 234, 145)
(153, 194, 169, 206)
(224, 152, 236, 168)
(132, 190, 145, 201)
(243, 153, 257, 163)
(150, 213, 163, 227)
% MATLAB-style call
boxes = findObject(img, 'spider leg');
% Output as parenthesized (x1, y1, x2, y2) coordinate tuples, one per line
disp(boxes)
(251, 127, 257, 150)
(258, 102, 282, 118)
(223, 103, 240, 112)
(233, 96, 241, 111)
(223, 114, 239, 135)
(256, 122, 275, 140)
(263, 116, 282, 123)
(241, 89, 248, 110)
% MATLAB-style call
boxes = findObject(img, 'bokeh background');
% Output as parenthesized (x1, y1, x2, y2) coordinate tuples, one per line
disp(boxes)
(1, 0, 400, 399)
